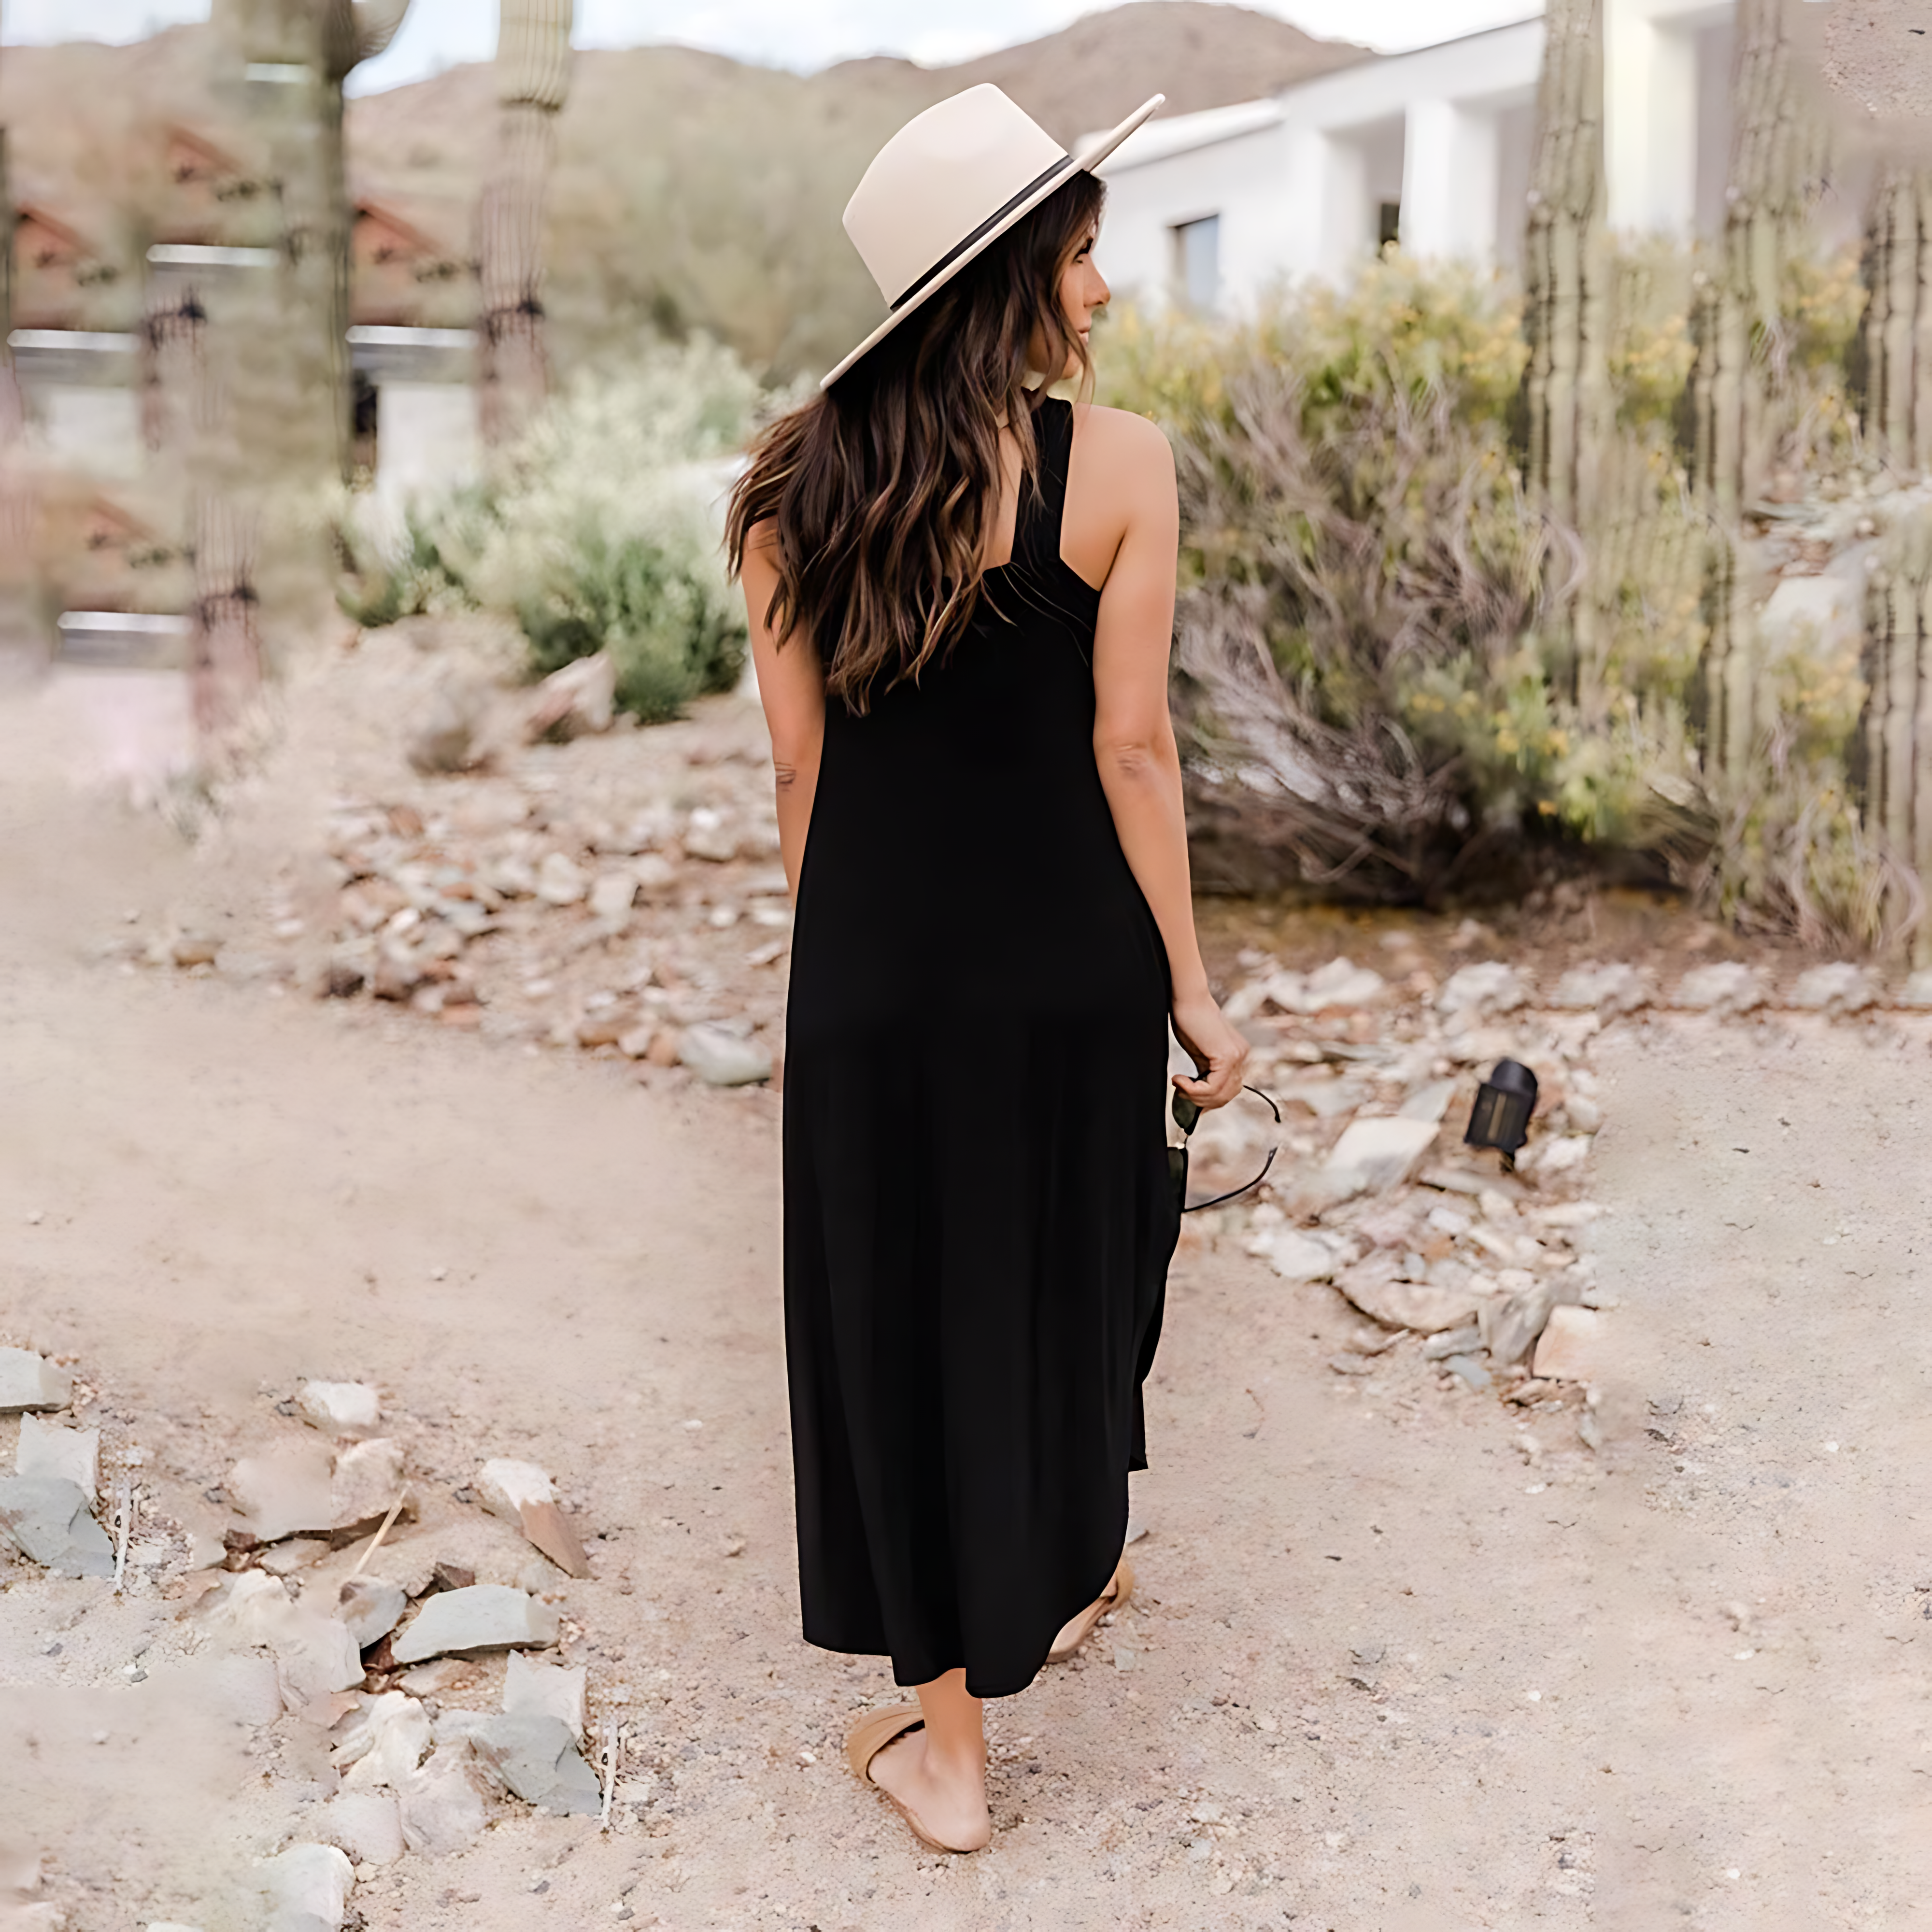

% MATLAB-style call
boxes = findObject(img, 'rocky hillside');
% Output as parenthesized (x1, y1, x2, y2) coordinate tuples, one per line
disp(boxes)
(0, 4, 1370, 376)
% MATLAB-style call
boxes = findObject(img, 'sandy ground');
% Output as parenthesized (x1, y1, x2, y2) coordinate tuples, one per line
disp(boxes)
(3, 674, 1931, 1930)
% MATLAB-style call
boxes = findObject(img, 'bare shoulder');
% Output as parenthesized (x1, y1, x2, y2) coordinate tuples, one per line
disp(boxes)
(1071, 403, 1174, 479)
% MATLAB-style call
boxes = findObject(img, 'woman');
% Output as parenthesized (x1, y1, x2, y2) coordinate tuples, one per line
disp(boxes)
(726, 83, 1248, 1855)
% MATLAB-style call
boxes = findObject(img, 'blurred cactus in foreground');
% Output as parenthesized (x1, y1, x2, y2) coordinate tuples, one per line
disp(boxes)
(481, 0, 573, 447)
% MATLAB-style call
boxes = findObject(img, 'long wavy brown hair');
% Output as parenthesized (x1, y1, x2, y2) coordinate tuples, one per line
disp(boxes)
(726, 171, 1106, 713)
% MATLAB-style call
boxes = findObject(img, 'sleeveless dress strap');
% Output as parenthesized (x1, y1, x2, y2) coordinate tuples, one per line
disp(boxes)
(1013, 395, 1073, 577)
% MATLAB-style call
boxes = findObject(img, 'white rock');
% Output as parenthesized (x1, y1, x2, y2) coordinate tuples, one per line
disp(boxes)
(536, 852, 589, 906)
(1443, 1024, 1521, 1066)
(1528, 1136, 1592, 1176)
(504, 1651, 588, 1737)
(1899, 969, 1932, 1009)
(336, 1690, 433, 1790)
(397, 1741, 492, 1856)
(1437, 962, 1531, 1020)
(0, 1347, 71, 1414)
(1397, 1079, 1458, 1124)
(1323, 1117, 1439, 1197)
(208, 1573, 365, 1708)
(329, 1437, 407, 1530)
(1532, 1305, 1605, 1382)
(1336, 1269, 1479, 1335)
(15, 1415, 98, 1492)
(320, 1790, 404, 1867)
(391, 1584, 560, 1664)
(227, 1442, 336, 1542)
(523, 651, 615, 741)
(1251, 1229, 1338, 1284)
(477, 1458, 555, 1519)
(1786, 962, 1879, 1015)
(1425, 1204, 1472, 1238)
(1672, 962, 1767, 1014)
(683, 820, 740, 863)
(1222, 981, 1269, 1023)
(1533, 1200, 1605, 1227)
(679, 1023, 773, 1087)
(256, 1841, 353, 1932)
(633, 852, 679, 895)
(1548, 962, 1652, 1014)
(337, 1577, 407, 1649)
(589, 870, 637, 923)
(297, 1381, 380, 1439)
(1300, 958, 1387, 1010)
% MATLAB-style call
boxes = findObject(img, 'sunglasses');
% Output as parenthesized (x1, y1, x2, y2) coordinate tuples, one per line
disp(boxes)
(1169, 1083, 1282, 1215)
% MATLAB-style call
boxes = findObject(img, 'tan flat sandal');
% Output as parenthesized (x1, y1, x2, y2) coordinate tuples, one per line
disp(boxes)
(1046, 1555, 1135, 1664)
(845, 1703, 982, 1855)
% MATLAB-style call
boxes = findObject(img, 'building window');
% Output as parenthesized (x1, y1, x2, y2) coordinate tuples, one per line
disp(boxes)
(1171, 213, 1221, 311)
(1378, 200, 1401, 251)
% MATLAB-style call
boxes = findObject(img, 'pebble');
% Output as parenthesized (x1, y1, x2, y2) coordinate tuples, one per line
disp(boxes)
(0, 1346, 73, 1414)
(1250, 1227, 1338, 1284)
(1549, 962, 1651, 1014)
(1532, 1305, 1605, 1381)
(505, 1650, 588, 1736)
(1441, 1355, 1492, 1392)
(469, 1713, 604, 1816)
(397, 1741, 491, 1855)
(1397, 1079, 1459, 1124)
(208, 1572, 365, 1705)
(1480, 1283, 1555, 1369)
(14, 1414, 99, 1491)
(536, 852, 589, 907)
(1335, 1265, 1478, 1335)
(391, 1584, 561, 1663)
(320, 1790, 405, 1867)
(297, 1380, 382, 1439)
(589, 871, 638, 923)
(338, 1577, 409, 1649)
(1786, 962, 1878, 1015)
(1321, 1116, 1440, 1200)
(334, 1690, 434, 1790)
(1672, 962, 1766, 1015)
(1437, 962, 1531, 1020)
(1899, 968, 1932, 1009)
(254, 1842, 354, 1932)
(0, 1475, 115, 1577)
(1420, 1324, 1483, 1361)
(678, 1023, 773, 1087)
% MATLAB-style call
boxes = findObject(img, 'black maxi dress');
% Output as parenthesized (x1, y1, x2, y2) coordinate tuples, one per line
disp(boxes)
(781, 395, 1181, 1700)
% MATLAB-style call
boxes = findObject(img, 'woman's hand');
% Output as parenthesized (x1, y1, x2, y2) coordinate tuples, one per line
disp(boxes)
(1170, 988, 1249, 1111)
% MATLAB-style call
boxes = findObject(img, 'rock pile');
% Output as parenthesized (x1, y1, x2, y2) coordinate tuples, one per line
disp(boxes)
(0, 1361, 626, 1932)
(118, 626, 1932, 1118)
(1194, 930, 1924, 1426)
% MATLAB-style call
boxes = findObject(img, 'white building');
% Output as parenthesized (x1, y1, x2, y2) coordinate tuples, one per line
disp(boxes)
(1094, 0, 1747, 316)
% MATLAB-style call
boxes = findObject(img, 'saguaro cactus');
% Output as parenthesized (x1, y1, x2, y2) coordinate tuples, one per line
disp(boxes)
(1860, 168, 1932, 469)
(1693, 0, 1829, 522)
(480, 0, 573, 447)
(1522, 0, 1607, 530)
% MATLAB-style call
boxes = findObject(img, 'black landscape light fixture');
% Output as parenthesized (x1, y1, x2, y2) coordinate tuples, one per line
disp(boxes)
(1464, 1059, 1539, 1172)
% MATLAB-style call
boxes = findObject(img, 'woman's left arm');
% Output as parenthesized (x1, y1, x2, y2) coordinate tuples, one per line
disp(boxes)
(741, 523, 826, 900)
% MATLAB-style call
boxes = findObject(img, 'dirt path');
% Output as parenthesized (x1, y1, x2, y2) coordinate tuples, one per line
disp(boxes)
(3, 692, 1927, 1931)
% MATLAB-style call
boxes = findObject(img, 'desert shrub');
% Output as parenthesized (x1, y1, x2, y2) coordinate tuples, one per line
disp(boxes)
(1106, 259, 1599, 897)
(334, 336, 763, 721)
(1101, 248, 1895, 939)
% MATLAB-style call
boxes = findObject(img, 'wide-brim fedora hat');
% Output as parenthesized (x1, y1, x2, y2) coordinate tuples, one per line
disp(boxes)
(821, 83, 1163, 390)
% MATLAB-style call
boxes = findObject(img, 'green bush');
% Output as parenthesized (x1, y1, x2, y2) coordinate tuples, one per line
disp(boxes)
(335, 336, 764, 721)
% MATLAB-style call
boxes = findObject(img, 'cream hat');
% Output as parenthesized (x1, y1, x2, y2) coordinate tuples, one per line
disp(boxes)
(821, 83, 1163, 390)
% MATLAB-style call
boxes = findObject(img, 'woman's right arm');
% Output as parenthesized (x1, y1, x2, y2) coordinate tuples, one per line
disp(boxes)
(740, 521, 826, 901)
